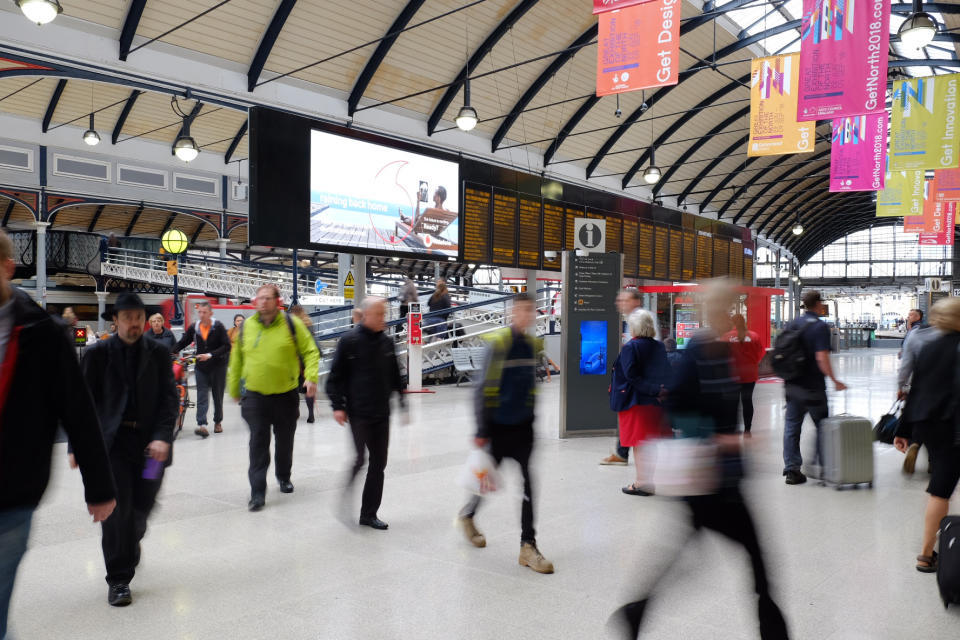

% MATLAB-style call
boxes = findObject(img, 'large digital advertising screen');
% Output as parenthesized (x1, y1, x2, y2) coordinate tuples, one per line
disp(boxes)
(309, 130, 460, 258)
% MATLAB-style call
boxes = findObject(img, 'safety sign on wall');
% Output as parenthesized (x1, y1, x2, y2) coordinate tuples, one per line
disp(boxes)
(343, 271, 355, 300)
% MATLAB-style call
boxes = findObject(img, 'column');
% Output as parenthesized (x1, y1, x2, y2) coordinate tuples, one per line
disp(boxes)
(96, 290, 108, 334)
(353, 255, 366, 303)
(35, 221, 49, 309)
(217, 238, 229, 303)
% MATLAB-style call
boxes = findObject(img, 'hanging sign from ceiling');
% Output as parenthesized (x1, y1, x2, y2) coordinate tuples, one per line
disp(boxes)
(596, 0, 681, 96)
(593, 0, 654, 13)
(797, 0, 890, 121)
(931, 166, 960, 204)
(890, 74, 960, 171)
(876, 167, 925, 217)
(829, 111, 886, 192)
(918, 199, 956, 245)
(748, 53, 814, 157)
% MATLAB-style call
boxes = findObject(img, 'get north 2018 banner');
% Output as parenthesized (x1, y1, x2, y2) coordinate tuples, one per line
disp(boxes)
(596, 0, 680, 96)
(593, 0, 653, 13)
(829, 112, 886, 191)
(748, 54, 815, 157)
(918, 199, 956, 245)
(797, 0, 889, 120)
(876, 167, 924, 216)
(890, 74, 960, 171)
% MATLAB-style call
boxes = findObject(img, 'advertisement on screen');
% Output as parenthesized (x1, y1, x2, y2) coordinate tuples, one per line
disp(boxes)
(309, 130, 460, 257)
(579, 320, 609, 375)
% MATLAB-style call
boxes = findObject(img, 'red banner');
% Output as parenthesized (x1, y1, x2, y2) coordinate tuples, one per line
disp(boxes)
(593, 0, 654, 14)
(931, 167, 960, 203)
(596, 0, 681, 96)
(918, 200, 956, 245)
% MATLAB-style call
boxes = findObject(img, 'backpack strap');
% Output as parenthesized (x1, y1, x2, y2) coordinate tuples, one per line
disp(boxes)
(284, 312, 305, 372)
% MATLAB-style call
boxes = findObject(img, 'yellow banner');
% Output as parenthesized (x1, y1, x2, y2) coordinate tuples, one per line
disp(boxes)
(890, 74, 960, 171)
(876, 167, 925, 217)
(748, 54, 814, 157)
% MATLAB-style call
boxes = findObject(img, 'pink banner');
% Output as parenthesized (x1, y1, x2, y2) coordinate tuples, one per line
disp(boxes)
(829, 112, 886, 191)
(593, 0, 654, 13)
(918, 200, 956, 245)
(932, 167, 960, 203)
(797, 0, 890, 121)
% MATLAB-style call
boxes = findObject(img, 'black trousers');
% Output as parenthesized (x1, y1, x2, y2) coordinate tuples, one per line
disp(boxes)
(241, 390, 299, 497)
(348, 417, 390, 519)
(462, 419, 536, 544)
(195, 364, 227, 425)
(739, 382, 757, 432)
(101, 428, 164, 587)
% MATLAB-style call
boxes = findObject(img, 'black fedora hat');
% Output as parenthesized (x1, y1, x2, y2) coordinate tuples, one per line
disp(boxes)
(101, 292, 149, 321)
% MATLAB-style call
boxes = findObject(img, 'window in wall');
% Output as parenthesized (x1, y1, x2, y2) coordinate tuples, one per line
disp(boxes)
(872, 226, 895, 242)
(872, 262, 893, 277)
(823, 243, 845, 261)
(807, 249, 825, 262)
(872, 243, 895, 261)
(823, 263, 845, 277)
(847, 263, 869, 277)
(848, 229, 871, 242)
(757, 264, 774, 279)
(920, 245, 947, 261)
(895, 262, 919, 277)
(847, 243, 869, 261)
(897, 243, 919, 261)
(800, 263, 822, 278)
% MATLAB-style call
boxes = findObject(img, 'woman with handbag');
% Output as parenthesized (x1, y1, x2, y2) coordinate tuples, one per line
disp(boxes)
(610, 309, 669, 496)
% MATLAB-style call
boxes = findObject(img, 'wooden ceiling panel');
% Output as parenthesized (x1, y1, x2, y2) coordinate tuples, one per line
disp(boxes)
(228, 224, 248, 245)
(0, 77, 57, 123)
(63, 0, 129, 30)
(48, 80, 131, 133)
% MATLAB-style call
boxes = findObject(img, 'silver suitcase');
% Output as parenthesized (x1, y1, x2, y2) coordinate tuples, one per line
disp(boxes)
(820, 414, 874, 490)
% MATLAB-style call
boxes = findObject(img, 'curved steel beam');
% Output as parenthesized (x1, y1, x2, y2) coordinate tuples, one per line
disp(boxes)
(491, 23, 597, 152)
(42, 79, 67, 133)
(119, 0, 148, 61)
(1, 201, 14, 227)
(224, 120, 248, 164)
(426, 0, 539, 136)
(790, 214, 875, 260)
(125, 203, 145, 237)
(732, 147, 832, 224)
(765, 174, 836, 240)
(111, 90, 141, 145)
(348, 0, 427, 116)
(677, 134, 748, 204)
(769, 181, 872, 244)
(247, 0, 298, 92)
(787, 195, 876, 251)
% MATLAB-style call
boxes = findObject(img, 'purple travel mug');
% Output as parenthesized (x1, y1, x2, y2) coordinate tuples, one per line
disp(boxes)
(142, 456, 162, 480)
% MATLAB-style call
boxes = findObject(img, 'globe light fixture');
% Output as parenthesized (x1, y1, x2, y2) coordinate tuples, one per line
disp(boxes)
(82, 114, 100, 146)
(161, 229, 189, 255)
(898, 3, 938, 50)
(643, 147, 661, 185)
(16, 0, 63, 25)
(792, 223, 804, 235)
(455, 104, 478, 131)
(173, 130, 199, 162)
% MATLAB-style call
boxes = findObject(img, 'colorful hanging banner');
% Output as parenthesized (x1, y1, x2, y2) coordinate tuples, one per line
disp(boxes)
(596, 0, 681, 96)
(918, 200, 956, 245)
(748, 54, 815, 157)
(931, 167, 960, 203)
(829, 112, 886, 192)
(890, 74, 960, 171)
(876, 166, 925, 217)
(797, 0, 890, 121)
(903, 214, 925, 234)
(593, 0, 654, 13)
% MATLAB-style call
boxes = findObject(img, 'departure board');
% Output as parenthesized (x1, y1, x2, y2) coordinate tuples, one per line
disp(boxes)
(462, 186, 491, 263)
(492, 192, 517, 266)
(622, 218, 638, 277)
(654, 226, 668, 280)
(564, 207, 581, 250)
(638, 223, 654, 278)
(729, 240, 744, 282)
(744, 257, 754, 283)
(606, 216, 622, 254)
(668, 228, 683, 281)
(682, 230, 695, 281)
(517, 196, 542, 268)
(696, 232, 713, 280)
(713, 238, 730, 278)
(542, 202, 564, 271)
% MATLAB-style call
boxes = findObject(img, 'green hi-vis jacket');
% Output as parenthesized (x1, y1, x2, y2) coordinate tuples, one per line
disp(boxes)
(227, 312, 320, 398)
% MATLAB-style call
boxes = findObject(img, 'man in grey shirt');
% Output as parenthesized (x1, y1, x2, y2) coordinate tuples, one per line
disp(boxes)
(896, 309, 941, 474)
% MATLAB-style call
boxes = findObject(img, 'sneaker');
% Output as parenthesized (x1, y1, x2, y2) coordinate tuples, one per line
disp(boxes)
(785, 470, 807, 485)
(599, 454, 628, 466)
(519, 542, 554, 574)
(213, 423, 222, 434)
(903, 443, 920, 474)
(107, 584, 132, 607)
(458, 516, 486, 548)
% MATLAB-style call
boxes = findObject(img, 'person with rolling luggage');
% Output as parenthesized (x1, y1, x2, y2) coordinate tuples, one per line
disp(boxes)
(774, 291, 846, 485)
(896, 307, 942, 474)
(893, 297, 960, 582)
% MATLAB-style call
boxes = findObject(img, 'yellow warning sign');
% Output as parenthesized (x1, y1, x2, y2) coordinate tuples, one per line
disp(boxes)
(344, 271, 355, 286)
(344, 287, 354, 300)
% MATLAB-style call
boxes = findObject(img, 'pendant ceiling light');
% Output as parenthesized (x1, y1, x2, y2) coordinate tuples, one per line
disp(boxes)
(898, 1, 938, 50)
(171, 95, 200, 162)
(792, 210, 804, 236)
(455, 11, 478, 132)
(15, 0, 63, 25)
(82, 114, 100, 146)
(643, 146, 661, 185)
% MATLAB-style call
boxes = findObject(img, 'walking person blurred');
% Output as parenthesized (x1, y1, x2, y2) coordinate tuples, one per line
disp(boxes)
(725, 314, 766, 437)
(611, 282, 789, 640)
(457, 294, 554, 574)
(76, 293, 177, 607)
(227, 313, 245, 345)
(227, 284, 320, 511)
(897, 308, 941, 474)
(426, 278, 451, 341)
(326, 297, 404, 530)
(145, 313, 176, 352)
(894, 297, 960, 573)
(0, 230, 116, 634)
(289, 305, 319, 424)
(600, 288, 645, 466)
(611, 309, 669, 496)
(399, 277, 418, 319)
(173, 300, 231, 437)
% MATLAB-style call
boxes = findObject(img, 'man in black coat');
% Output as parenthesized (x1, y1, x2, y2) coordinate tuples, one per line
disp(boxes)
(0, 231, 116, 637)
(326, 297, 404, 530)
(75, 293, 178, 607)
(172, 299, 230, 437)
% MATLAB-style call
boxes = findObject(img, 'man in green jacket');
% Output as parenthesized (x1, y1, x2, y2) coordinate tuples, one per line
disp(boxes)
(228, 284, 320, 511)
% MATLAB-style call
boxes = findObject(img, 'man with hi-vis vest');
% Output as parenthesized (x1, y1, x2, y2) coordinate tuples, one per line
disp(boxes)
(457, 293, 554, 574)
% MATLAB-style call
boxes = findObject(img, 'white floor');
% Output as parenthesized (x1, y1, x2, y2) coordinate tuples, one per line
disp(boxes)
(9, 349, 960, 639)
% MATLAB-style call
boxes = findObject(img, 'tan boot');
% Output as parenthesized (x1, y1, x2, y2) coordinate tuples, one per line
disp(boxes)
(903, 443, 920, 474)
(458, 516, 486, 548)
(519, 542, 554, 574)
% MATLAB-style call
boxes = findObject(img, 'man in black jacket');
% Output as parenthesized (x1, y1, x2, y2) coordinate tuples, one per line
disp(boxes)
(75, 293, 178, 607)
(0, 230, 116, 637)
(172, 299, 230, 437)
(326, 297, 404, 530)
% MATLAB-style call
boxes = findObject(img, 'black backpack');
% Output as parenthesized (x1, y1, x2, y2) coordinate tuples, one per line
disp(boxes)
(771, 318, 816, 382)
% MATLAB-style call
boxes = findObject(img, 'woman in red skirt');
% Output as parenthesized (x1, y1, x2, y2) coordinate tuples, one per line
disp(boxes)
(609, 309, 670, 496)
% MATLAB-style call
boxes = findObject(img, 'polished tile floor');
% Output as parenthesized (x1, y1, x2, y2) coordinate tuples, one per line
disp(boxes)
(9, 349, 960, 639)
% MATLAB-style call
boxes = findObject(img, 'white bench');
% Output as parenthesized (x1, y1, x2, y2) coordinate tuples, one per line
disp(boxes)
(450, 346, 486, 386)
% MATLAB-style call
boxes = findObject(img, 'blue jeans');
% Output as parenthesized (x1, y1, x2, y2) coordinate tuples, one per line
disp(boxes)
(783, 386, 829, 473)
(0, 508, 34, 639)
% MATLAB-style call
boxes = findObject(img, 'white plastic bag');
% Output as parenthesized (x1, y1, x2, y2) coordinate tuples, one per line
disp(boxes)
(457, 449, 501, 495)
(643, 438, 719, 497)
